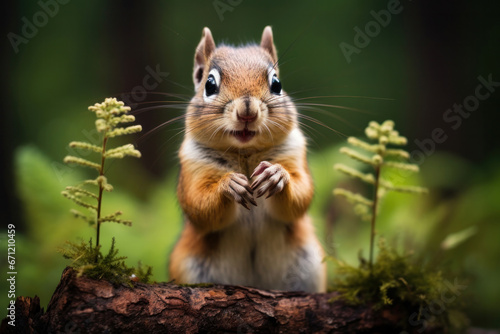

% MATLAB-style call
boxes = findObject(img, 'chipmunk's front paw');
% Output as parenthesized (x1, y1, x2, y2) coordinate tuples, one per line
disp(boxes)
(251, 161, 290, 198)
(222, 173, 257, 210)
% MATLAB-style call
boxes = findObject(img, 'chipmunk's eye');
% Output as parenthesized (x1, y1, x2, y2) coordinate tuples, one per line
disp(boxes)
(267, 67, 281, 95)
(204, 69, 220, 99)
(205, 75, 217, 96)
(270, 75, 282, 95)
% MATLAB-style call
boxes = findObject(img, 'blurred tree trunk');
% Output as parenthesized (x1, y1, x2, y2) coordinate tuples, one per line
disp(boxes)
(407, 1, 499, 163)
(108, 1, 176, 179)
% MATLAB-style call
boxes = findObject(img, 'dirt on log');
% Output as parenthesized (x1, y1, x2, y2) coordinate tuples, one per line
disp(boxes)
(1, 267, 444, 333)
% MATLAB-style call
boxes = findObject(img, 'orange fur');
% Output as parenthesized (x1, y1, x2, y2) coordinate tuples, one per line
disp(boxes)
(177, 160, 237, 234)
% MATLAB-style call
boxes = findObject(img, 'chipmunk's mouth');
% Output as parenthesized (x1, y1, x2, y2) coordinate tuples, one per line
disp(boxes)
(231, 128, 256, 143)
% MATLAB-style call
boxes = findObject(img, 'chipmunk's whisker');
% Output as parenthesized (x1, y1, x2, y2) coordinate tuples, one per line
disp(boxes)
(266, 118, 287, 135)
(268, 111, 346, 138)
(294, 102, 364, 113)
(132, 104, 189, 115)
(135, 91, 192, 100)
(295, 106, 362, 132)
(292, 95, 392, 101)
(136, 110, 224, 143)
(136, 114, 187, 143)
(260, 123, 275, 146)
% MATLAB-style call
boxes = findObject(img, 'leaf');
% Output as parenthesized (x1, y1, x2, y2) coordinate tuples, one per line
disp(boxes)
(69, 141, 102, 153)
(333, 188, 374, 206)
(65, 186, 98, 199)
(70, 209, 95, 225)
(334, 164, 375, 184)
(63, 156, 101, 170)
(347, 137, 381, 153)
(441, 226, 478, 250)
(107, 125, 142, 138)
(384, 148, 410, 159)
(61, 191, 98, 210)
(340, 147, 375, 166)
(383, 161, 419, 172)
(379, 180, 428, 194)
(105, 144, 141, 159)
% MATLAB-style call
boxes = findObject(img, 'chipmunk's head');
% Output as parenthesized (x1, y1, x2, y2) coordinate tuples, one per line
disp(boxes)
(186, 26, 297, 150)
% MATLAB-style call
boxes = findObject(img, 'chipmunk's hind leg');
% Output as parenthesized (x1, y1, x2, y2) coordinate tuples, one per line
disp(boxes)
(282, 243, 326, 293)
(180, 257, 215, 284)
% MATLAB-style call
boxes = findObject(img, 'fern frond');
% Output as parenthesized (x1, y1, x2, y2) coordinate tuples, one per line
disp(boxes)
(339, 147, 375, 166)
(107, 219, 132, 226)
(70, 209, 95, 225)
(99, 211, 133, 226)
(65, 186, 98, 199)
(105, 144, 141, 159)
(347, 137, 381, 153)
(388, 134, 408, 146)
(333, 188, 373, 206)
(95, 119, 108, 132)
(108, 114, 136, 127)
(61, 191, 98, 210)
(441, 226, 478, 250)
(82, 178, 113, 192)
(380, 179, 428, 194)
(88, 98, 130, 116)
(95, 176, 114, 191)
(383, 161, 419, 172)
(107, 125, 142, 138)
(69, 141, 102, 153)
(365, 121, 381, 139)
(384, 148, 410, 159)
(334, 164, 375, 184)
(354, 203, 372, 222)
(63, 156, 100, 170)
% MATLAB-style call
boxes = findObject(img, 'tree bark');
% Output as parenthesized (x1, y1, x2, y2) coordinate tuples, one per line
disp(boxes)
(1, 267, 444, 334)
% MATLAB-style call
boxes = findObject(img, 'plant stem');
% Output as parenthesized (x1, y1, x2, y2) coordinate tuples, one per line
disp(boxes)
(95, 136, 108, 262)
(369, 164, 381, 271)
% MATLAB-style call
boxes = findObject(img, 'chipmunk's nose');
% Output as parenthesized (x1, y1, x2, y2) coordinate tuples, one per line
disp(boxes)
(237, 113, 257, 123)
(236, 97, 259, 123)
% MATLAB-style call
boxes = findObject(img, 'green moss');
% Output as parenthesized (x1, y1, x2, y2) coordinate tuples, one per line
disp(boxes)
(329, 239, 468, 332)
(60, 237, 153, 286)
(331, 240, 434, 306)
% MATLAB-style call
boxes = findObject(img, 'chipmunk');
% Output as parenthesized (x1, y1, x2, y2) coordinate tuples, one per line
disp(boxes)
(168, 26, 326, 293)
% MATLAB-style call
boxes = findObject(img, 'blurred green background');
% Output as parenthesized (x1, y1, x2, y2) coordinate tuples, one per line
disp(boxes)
(2, 0, 500, 329)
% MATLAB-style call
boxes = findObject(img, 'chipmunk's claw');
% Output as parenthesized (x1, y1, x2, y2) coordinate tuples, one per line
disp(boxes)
(251, 161, 289, 199)
(223, 173, 257, 209)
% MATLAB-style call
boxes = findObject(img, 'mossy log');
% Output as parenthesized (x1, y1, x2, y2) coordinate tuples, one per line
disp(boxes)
(1, 267, 445, 333)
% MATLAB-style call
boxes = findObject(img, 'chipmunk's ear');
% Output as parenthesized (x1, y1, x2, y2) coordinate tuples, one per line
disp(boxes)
(260, 26, 278, 64)
(193, 27, 216, 91)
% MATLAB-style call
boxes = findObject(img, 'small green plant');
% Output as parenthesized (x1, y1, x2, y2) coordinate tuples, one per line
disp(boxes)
(60, 97, 152, 284)
(333, 120, 427, 268)
(330, 121, 467, 332)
